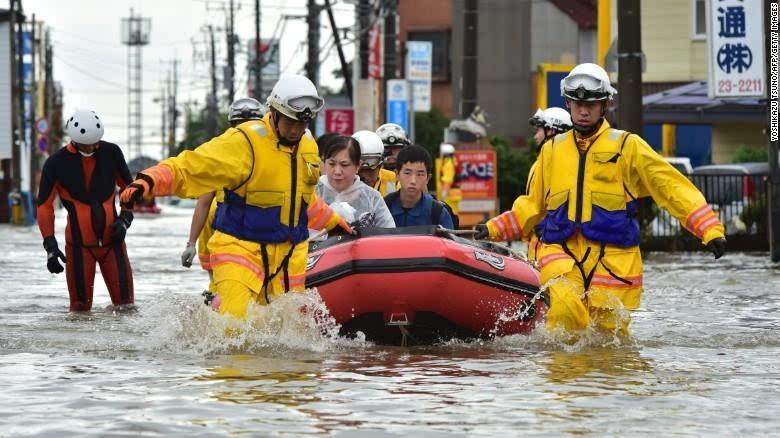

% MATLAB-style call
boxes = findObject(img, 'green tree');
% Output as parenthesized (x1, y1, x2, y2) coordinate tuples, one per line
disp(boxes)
(177, 103, 229, 154)
(412, 106, 451, 190)
(490, 135, 537, 211)
(733, 145, 768, 163)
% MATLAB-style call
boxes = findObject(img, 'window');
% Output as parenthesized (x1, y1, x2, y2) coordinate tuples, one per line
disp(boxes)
(407, 30, 451, 82)
(692, 0, 706, 40)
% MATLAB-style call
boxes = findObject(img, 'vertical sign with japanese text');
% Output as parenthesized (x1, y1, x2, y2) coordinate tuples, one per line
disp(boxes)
(368, 24, 382, 79)
(386, 79, 409, 132)
(405, 41, 432, 112)
(455, 150, 497, 213)
(324, 108, 355, 135)
(707, 0, 766, 98)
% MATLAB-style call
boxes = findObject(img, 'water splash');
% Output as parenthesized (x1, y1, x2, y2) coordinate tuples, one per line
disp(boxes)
(146, 289, 370, 356)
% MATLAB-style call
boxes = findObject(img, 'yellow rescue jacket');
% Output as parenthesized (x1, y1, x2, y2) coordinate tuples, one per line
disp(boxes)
(487, 120, 724, 247)
(373, 168, 397, 196)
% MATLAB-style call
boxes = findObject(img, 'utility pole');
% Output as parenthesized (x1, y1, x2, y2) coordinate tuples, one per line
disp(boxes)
(226, 0, 235, 102)
(358, 0, 370, 80)
(10, 0, 23, 195)
(158, 80, 167, 160)
(254, 0, 261, 100)
(306, 0, 321, 89)
(617, 0, 643, 134)
(208, 25, 219, 139)
(383, 1, 397, 80)
(765, 0, 780, 261)
(44, 28, 53, 155)
(168, 58, 178, 157)
(462, 0, 478, 118)
(324, 0, 351, 102)
(29, 14, 37, 196)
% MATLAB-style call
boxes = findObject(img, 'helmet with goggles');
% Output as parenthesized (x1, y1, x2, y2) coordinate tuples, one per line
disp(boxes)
(560, 63, 617, 102)
(266, 73, 324, 123)
(528, 108, 546, 128)
(228, 97, 266, 123)
(352, 130, 385, 170)
(376, 123, 410, 148)
(542, 107, 572, 134)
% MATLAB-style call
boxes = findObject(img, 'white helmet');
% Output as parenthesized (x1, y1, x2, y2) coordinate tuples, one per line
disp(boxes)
(266, 73, 324, 122)
(228, 97, 266, 123)
(65, 109, 104, 145)
(543, 107, 573, 134)
(440, 143, 455, 156)
(560, 63, 617, 101)
(376, 123, 409, 148)
(352, 130, 385, 170)
(528, 108, 545, 127)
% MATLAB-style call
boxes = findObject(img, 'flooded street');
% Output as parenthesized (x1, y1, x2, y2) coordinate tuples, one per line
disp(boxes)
(1, 205, 779, 436)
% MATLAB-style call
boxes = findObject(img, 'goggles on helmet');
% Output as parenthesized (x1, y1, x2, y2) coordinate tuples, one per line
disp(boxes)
(382, 135, 408, 147)
(360, 155, 384, 170)
(287, 95, 324, 113)
(563, 85, 611, 101)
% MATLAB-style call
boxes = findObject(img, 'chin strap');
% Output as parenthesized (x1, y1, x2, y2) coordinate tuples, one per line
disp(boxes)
(573, 117, 604, 137)
(271, 111, 303, 147)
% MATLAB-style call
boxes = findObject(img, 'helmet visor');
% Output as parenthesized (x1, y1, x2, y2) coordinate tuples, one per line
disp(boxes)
(360, 155, 384, 170)
(286, 95, 325, 114)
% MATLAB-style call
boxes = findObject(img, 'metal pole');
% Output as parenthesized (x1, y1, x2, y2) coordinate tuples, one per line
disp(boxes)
(169, 58, 178, 157)
(462, 0, 478, 118)
(766, 0, 780, 261)
(617, 0, 643, 133)
(208, 25, 218, 139)
(14, 0, 25, 193)
(227, 0, 235, 102)
(358, 0, 370, 80)
(255, 0, 261, 100)
(324, 0, 351, 103)
(383, 0, 397, 123)
(29, 14, 37, 198)
(306, 0, 320, 89)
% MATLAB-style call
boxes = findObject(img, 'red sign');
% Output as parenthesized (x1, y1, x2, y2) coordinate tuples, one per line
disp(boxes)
(324, 108, 354, 135)
(368, 24, 382, 78)
(455, 150, 497, 199)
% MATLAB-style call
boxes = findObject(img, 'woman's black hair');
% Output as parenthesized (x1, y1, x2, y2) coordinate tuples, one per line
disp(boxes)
(322, 135, 361, 165)
(316, 132, 340, 159)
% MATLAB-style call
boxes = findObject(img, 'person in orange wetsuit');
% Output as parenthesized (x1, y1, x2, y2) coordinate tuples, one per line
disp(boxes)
(37, 109, 135, 311)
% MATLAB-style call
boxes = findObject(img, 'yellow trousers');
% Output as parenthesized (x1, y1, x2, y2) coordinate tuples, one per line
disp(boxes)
(209, 237, 309, 319)
(538, 233, 643, 337)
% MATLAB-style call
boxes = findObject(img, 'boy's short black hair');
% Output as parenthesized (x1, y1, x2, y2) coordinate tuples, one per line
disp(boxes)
(395, 145, 432, 174)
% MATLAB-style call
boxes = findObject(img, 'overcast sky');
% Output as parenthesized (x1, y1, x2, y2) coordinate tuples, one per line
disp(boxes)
(23, 0, 357, 159)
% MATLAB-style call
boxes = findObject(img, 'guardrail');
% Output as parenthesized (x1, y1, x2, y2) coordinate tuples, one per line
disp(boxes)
(640, 174, 769, 252)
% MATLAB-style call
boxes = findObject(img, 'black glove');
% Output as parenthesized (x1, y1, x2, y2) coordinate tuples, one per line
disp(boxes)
(474, 224, 489, 240)
(706, 237, 727, 259)
(43, 236, 66, 274)
(110, 211, 133, 242)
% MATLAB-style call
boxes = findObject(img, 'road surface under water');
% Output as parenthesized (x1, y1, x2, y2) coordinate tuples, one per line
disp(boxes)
(1, 206, 779, 436)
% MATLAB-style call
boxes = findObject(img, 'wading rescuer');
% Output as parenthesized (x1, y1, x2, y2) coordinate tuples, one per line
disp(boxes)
(120, 74, 353, 319)
(37, 109, 135, 311)
(353, 130, 397, 196)
(180, 97, 266, 293)
(475, 63, 727, 336)
(525, 107, 573, 261)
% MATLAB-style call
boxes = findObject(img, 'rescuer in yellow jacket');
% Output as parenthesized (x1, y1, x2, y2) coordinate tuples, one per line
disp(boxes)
(439, 143, 462, 216)
(475, 63, 727, 337)
(121, 74, 353, 319)
(180, 98, 267, 293)
(524, 107, 574, 262)
(353, 130, 397, 196)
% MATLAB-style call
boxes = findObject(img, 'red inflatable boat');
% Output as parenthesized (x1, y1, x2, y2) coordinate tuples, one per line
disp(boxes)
(305, 226, 547, 346)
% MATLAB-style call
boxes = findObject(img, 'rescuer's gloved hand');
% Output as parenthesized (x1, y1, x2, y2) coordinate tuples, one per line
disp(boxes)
(120, 173, 154, 209)
(110, 210, 133, 242)
(707, 237, 727, 259)
(181, 241, 197, 268)
(43, 236, 66, 274)
(474, 224, 489, 240)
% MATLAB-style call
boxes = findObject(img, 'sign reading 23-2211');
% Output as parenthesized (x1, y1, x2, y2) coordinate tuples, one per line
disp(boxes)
(707, 0, 766, 98)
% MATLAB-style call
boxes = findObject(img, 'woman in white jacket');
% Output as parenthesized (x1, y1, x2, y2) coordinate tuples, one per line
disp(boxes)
(316, 135, 396, 229)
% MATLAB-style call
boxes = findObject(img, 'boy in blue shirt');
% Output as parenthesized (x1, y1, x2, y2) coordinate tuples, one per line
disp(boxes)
(384, 145, 454, 228)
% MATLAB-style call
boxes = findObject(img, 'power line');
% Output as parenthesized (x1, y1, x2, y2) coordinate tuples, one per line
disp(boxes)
(53, 53, 127, 88)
